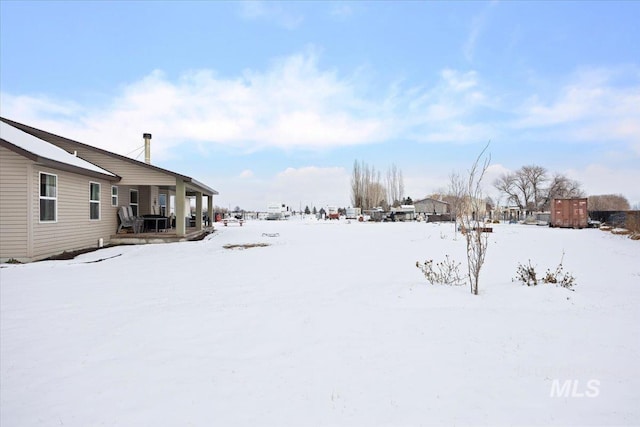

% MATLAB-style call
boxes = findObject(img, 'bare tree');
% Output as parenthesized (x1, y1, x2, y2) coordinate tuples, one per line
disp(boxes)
(588, 194, 630, 211)
(398, 169, 405, 205)
(369, 181, 387, 209)
(494, 172, 526, 211)
(494, 165, 584, 214)
(521, 165, 548, 211)
(354, 160, 408, 210)
(352, 160, 387, 211)
(351, 160, 364, 209)
(386, 164, 405, 207)
(544, 173, 584, 209)
(458, 143, 491, 295)
(448, 172, 465, 237)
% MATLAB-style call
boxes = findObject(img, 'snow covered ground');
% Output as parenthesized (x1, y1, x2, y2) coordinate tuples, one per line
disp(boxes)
(1, 219, 639, 426)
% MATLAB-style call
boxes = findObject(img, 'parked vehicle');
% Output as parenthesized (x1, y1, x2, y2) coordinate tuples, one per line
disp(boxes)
(390, 205, 416, 222)
(536, 212, 550, 226)
(267, 204, 285, 220)
(346, 207, 361, 220)
(327, 206, 340, 220)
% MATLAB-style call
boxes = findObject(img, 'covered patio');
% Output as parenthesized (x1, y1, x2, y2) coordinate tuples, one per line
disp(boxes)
(113, 175, 218, 241)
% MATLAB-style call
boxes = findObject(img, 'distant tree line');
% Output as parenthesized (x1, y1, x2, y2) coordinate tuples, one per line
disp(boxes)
(350, 160, 406, 210)
(587, 194, 630, 211)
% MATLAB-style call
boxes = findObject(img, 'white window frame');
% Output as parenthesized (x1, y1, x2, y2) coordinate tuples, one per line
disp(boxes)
(90, 182, 101, 220)
(130, 189, 139, 216)
(39, 172, 57, 223)
(111, 186, 118, 207)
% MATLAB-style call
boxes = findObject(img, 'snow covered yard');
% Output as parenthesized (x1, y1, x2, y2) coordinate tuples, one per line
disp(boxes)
(1, 220, 639, 426)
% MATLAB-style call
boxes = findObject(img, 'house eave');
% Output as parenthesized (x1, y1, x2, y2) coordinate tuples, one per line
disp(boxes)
(1, 117, 215, 194)
(1, 138, 121, 182)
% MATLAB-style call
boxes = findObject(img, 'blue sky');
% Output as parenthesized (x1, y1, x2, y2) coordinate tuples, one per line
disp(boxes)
(2, 1, 639, 210)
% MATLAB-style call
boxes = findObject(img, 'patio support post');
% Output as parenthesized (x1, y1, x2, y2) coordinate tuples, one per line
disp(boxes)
(195, 191, 203, 230)
(175, 179, 186, 236)
(207, 195, 213, 226)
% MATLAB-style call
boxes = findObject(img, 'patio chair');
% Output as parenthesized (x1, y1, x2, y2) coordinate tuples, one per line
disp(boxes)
(117, 206, 142, 233)
(126, 206, 145, 233)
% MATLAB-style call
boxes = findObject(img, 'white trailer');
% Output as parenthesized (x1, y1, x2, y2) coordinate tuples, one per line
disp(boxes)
(346, 207, 361, 219)
(267, 204, 284, 220)
(267, 203, 289, 220)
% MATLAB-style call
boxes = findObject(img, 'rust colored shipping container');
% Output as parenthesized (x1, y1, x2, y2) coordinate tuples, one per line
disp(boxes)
(550, 198, 588, 229)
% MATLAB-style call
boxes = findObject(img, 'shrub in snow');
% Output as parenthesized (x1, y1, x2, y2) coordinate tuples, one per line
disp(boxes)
(542, 261, 577, 291)
(513, 253, 576, 291)
(626, 213, 640, 236)
(416, 255, 464, 286)
(611, 228, 631, 235)
(514, 260, 538, 286)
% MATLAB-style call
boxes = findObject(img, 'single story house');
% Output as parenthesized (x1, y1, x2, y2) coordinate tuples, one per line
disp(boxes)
(414, 198, 449, 216)
(0, 117, 218, 262)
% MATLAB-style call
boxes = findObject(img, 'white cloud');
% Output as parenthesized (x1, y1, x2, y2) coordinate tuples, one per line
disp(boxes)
(442, 70, 478, 93)
(1, 52, 637, 169)
(330, 4, 353, 19)
(513, 67, 640, 147)
(462, 2, 497, 62)
(1, 49, 506, 159)
(239, 169, 254, 178)
(238, 1, 303, 29)
(0, 52, 394, 159)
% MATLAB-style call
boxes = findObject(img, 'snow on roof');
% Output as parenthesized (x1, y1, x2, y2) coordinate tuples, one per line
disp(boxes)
(0, 121, 115, 177)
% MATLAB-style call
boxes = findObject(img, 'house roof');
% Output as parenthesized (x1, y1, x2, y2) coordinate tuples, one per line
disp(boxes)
(414, 197, 449, 205)
(0, 117, 218, 195)
(0, 121, 119, 180)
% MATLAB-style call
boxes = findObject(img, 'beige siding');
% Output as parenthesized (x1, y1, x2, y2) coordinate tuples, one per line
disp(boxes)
(28, 166, 118, 261)
(138, 185, 160, 215)
(139, 186, 151, 214)
(41, 139, 176, 186)
(0, 147, 29, 261)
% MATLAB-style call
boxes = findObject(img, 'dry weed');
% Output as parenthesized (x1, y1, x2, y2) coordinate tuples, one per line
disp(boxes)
(223, 243, 270, 250)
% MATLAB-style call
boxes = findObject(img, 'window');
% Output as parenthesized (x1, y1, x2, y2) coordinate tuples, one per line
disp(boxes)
(159, 193, 167, 216)
(130, 189, 139, 216)
(39, 172, 57, 222)
(90, 182, 100, 220)
(111, 186, 118, 207)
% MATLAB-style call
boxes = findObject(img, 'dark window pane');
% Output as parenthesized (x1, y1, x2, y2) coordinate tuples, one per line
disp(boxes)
(40, 174, 47, 196)
(90, 202, 100, 220)
(40, 199, 56, 221)
(90, 183, 100, 201)
(40, 174, 56, 197)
